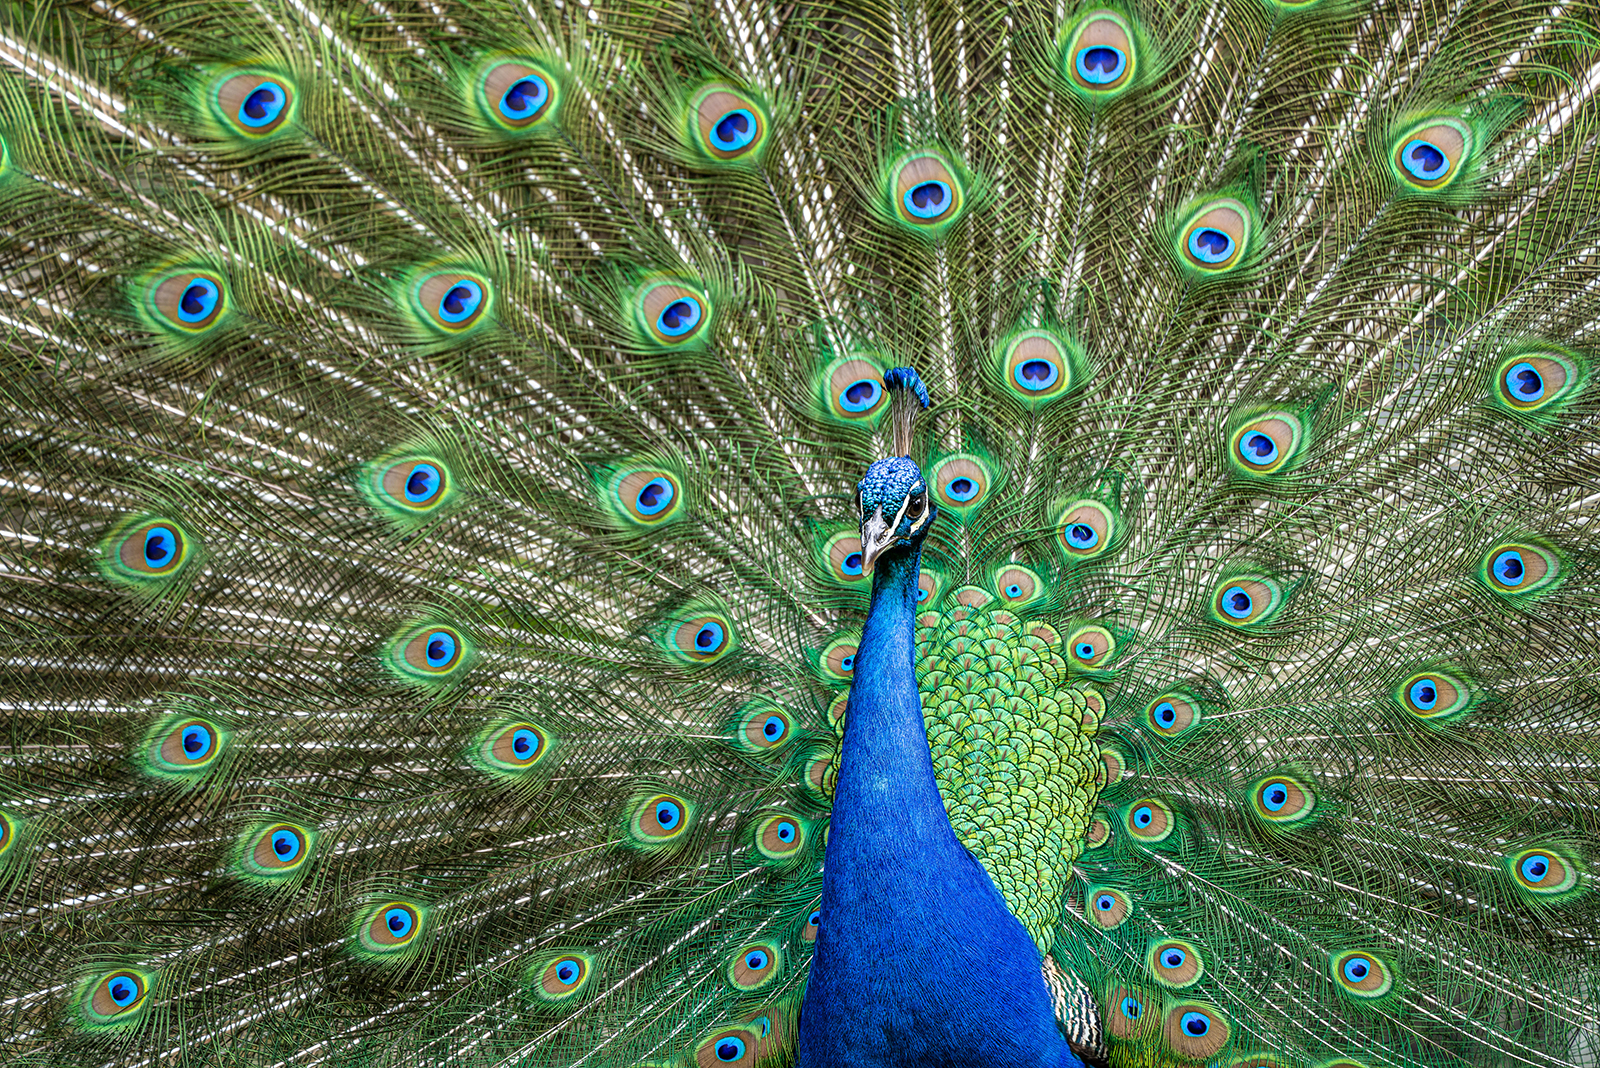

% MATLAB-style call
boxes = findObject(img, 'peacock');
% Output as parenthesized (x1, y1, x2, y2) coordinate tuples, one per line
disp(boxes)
(0, 0, 1597, 1065)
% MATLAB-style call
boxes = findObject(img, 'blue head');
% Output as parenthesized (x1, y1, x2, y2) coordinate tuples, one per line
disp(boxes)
(856, 456, 936, 572)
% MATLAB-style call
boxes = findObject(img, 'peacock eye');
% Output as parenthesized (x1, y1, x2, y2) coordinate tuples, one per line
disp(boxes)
(907, 492, 926, 518)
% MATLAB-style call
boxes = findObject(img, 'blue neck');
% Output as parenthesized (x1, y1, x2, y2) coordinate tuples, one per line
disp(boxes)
(796, 544, 1079, 1067)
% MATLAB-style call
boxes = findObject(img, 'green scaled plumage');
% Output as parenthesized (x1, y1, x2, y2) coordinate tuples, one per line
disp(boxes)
(0, 0, 1597, 1067)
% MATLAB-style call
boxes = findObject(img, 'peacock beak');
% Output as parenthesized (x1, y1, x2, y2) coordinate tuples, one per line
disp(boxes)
(859, 506, 896, 574)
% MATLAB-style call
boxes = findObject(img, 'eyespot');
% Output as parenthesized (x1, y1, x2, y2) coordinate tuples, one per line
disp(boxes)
(1397, 670, 1471, 722)
(890, 152, 964, 229)
(998, 330, 1075, 404)
(929, 455, 993, 513)
(216, 73, 294, 136)
(239, 821, 314, 879)
(1148, 939, 1204, 988)
(1097, 745, 1127, 788)
(696, 1029, 757, 1068)
(1086, 886, 1131, 928)
(639, 282, 712, 346)
(107, 518, 192, 584)
(728, 942, 781, 990)
(819, 356, 889, 422)
(477, 720, 550, 773)
(821, 637, 858, 683)
(1104, 985, 1160, 1041)
(1330, 950, 1393, 999)
(1057, 500, 1114, 558)
(993, 565, 1042, 606)
(691, 86, 768, 162)
(1506, 846, 1580, 897)
(804, 748, 835, 800)
(1163, 1002, 1230, 1059)
(1211, 576, 1283, 627)
(1249, 774, 1316, 824)
(802, 907, 821, 941)
(1390, 119, 1469, 191)
(613, 469, 683, 526)
(824, 531, 869, 584)
(1177, 198, 1251, 274)
(626, 792, 694, 848)
(1229, 412, 1303, 476)
(482, 61, 556, 130)
(1062, 11, 1137, 96)
(374, 457, 451, 514)
(1494, 351, 1581, 415)
(1146, 692, 1200, 737)
(735, 700, 794, 752)
(82, 969, 151, 1025)
(1085, 817, 1111, 849)
(529, 949, 596, 1005)
(357, 900, 424, 953)
(755, 813, 807, 861)
(1124, 797, 1175, 843)
(917, 569, 943, 605)
(410, 270, 491, 334)
(0, 812, 15, 860)
(669, 612, 735, 663)
(147, 269, 228, 332)
(145, 716, 225, 779)
(391, 624, 468, 682)
(1067, 624, 1114, 669)
(1481, 542, 1560, 595)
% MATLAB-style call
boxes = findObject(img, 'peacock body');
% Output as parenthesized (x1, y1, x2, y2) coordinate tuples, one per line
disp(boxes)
(0, 0, 1597, 1066)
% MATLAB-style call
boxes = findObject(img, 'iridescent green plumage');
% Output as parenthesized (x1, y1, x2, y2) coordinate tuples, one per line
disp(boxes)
(0, 0, 1596, 1066)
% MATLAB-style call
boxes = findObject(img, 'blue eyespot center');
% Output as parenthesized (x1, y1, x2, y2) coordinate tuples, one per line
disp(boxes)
(1182, 1011, 1210, 1036)
(271, 828, 301, 861)
(1343, 956, 1371, 982)
(1075, 641, 1094, 659)
(109, 976, 139, 1007)
(1241, 432, 1278, 464)
(384, 907, 414, 938)
(438, 280, 484, 324)
(554, 958, 581, 984)
(1261, 782, 1289, 811)
(1120, 996, 1142, 1018)
(1188, 227, 1235, 264)
(695, 622, 724, 651)
(1015, 357, 1060, 391)
(404, 463, 441, 504)
(916, 586, 929, 602)
(1007, 584, 1023, 598)
(1506, 362, 1545, 401)
(807, 909, 821, 927)
(1493, 550, 1525, 586)
(1133, 806, 1153, 827)
(511, 728, 540, 760)
(745, 950, 768, 970)
(1163, 949, 1186, 968)
(762, 715, 784, 738)
(655, 801, 681, 830)
(945, 476, 979, 502)
(181, 724, 212, 760)
(839, 378, 882, 413)
(1066, 523, 1097, 548)
(239, 82, 287, 128)
(144, 526, 177, 567)
(716, 1037, 746, 1062)
(1401, 139, 1449, 181)
(710, 109, 757, 151)
(1521, 854, 1550, 882)
(903, 180, 952, 220)
(1409, 679, 1438, 710)
(656, 297, 703, 338)
(842, 552, 863, 576)
(178, 278, 219, 323)
(635, 478, 675, 515)
(425, 631, 457, 668)
(1223, 587, 1253, 619)
(499, 76, 549, 120)
(839, 655, 855, 672)
(1076, 45, 1127, 85)
(1096, 894, 1115, 911)
(1154, 702, 1177, 726)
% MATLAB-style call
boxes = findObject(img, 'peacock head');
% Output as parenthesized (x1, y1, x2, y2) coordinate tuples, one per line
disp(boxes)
(856, 456, 936, 572)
